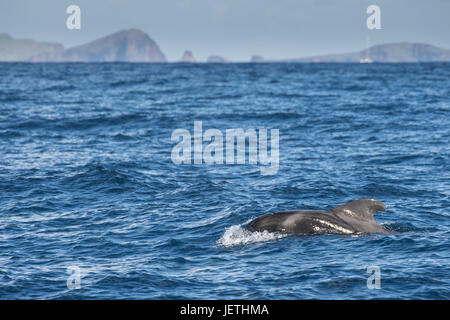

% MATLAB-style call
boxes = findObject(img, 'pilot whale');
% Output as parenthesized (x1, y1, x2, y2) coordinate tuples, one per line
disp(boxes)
(248, 199, 389, 235)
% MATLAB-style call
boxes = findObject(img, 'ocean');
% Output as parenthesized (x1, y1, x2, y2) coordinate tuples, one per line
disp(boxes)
(0, 62, 448, 299)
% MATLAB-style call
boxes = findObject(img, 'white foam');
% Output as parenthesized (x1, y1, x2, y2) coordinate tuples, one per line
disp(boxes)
(217, 223, 286, 247)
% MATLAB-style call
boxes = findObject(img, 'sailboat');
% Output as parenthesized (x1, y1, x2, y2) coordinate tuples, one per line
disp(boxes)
(360, 34, 374, 63)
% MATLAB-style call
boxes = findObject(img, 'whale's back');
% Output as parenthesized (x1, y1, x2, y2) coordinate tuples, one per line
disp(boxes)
(248, 210, 344, 234)
(247, 199, 388, 235)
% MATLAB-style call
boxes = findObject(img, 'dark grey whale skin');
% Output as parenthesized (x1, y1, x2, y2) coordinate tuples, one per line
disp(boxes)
(248, 199, 389, 235)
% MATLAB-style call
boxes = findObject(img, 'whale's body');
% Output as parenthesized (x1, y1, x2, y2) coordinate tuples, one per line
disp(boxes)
(248, 199, 388, 235)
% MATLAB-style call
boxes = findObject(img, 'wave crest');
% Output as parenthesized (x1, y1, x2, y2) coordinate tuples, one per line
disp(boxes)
(217, 223, 286, 247)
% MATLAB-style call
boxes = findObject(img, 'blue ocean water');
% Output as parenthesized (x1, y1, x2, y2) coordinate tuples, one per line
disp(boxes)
(0, 62, 449, 299)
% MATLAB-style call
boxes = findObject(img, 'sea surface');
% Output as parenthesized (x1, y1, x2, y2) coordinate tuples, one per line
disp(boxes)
(0, 62, 449, 299)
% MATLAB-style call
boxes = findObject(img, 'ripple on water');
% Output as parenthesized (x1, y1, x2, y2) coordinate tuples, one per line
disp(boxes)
(0, 63, 449, 299)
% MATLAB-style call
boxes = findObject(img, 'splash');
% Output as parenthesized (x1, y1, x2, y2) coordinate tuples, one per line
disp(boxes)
(217, 223, 286, 247)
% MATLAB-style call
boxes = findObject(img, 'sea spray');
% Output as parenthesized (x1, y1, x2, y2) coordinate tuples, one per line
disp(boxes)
(217, 223, 286, 247)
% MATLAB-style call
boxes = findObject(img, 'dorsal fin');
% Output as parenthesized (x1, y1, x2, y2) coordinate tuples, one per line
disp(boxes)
(330, 199, 386, 221)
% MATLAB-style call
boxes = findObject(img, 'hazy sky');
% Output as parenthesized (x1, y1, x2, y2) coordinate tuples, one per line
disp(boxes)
(0, 0, 449, 61)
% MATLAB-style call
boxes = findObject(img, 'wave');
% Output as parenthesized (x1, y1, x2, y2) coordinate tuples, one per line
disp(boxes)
(216, 222, 286, 247)
(382, 222, 430, 233)
(4, 113, 147, 131)
(109, 78, 148, 87)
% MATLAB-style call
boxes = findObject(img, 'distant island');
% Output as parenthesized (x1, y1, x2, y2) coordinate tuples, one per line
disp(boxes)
(30, 29, 166, 62)
(1, 28, 450, 63)
(178, 50, 196, 63)
(206, 55, 230, 63)
(279, 42, 450, 63)
(0, 33, 63, 61)
(0, 29, 166, 62)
